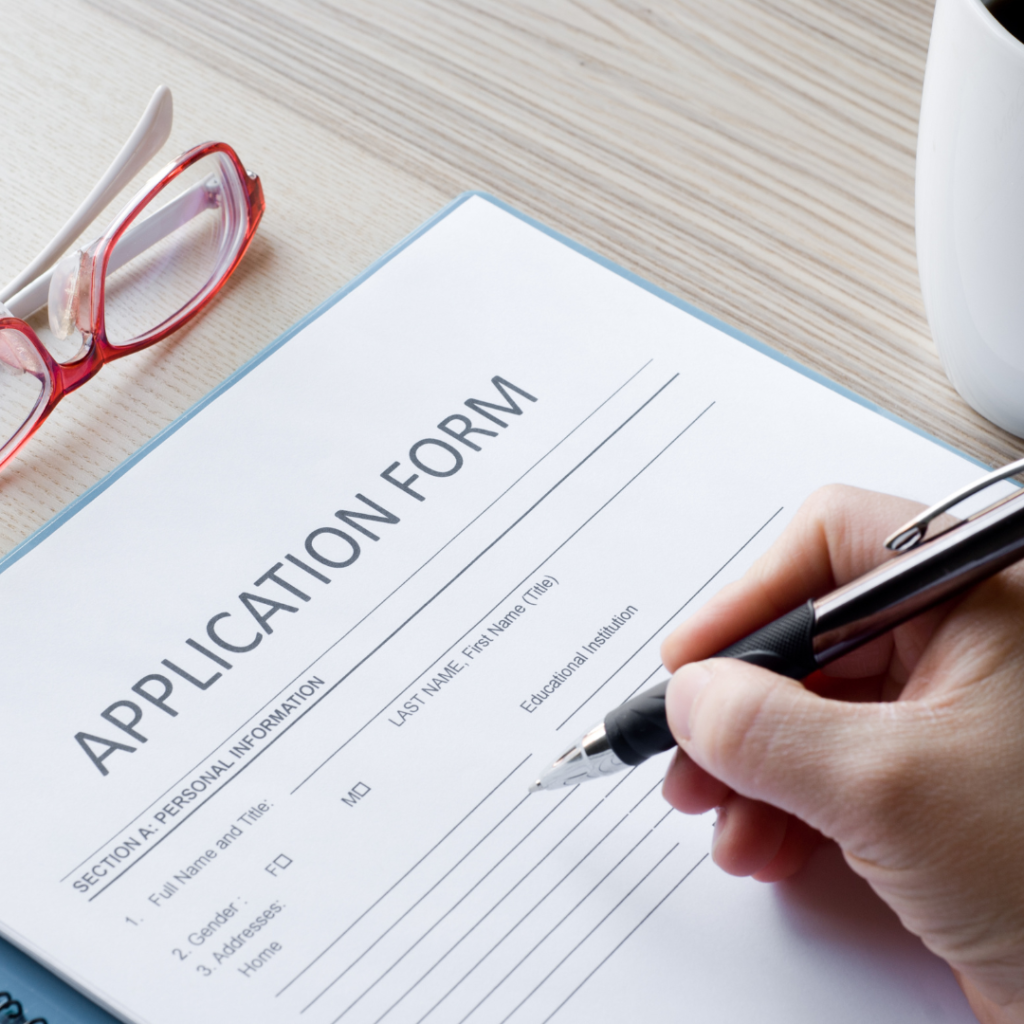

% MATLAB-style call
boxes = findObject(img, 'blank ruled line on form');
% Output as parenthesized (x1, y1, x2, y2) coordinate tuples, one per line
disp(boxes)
(277, 757, 708, 1024)
(554, 505, 785, 731)
(62, 356, 645, 888)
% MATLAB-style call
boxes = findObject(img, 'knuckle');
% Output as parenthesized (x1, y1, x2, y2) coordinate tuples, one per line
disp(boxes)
(812, 482, 854, 507)
(800, 483, 855, 525)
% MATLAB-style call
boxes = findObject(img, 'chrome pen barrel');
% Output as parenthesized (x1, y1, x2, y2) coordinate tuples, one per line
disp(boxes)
(812, 486, 1024, 664)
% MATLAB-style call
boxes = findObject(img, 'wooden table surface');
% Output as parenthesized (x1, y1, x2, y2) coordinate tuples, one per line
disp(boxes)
(2, 0, 1020, 560)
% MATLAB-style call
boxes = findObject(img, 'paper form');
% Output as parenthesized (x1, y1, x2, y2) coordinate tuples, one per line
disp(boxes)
(0, 195, 979, 1023)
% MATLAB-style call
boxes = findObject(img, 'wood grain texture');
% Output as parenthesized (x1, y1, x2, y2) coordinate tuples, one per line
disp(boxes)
(1, 0, 1021, 559)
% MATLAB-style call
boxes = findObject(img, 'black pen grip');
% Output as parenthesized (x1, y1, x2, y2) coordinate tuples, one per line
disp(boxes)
(604, 600, 818, 766)
(715, 598, 818, 679)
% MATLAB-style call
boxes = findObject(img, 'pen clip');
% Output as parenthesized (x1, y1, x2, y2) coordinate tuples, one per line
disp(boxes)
(885, 456, 1024, 552)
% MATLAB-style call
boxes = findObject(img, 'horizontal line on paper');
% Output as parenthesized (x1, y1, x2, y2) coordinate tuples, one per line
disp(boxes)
(79, 370, 685, 901)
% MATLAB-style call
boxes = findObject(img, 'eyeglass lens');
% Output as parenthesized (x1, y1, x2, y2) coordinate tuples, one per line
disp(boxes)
(105, 152, 248, 347)
(0, 148, 256, 469)
(47, 151, 249, 357)
(0, 327, 48, 458)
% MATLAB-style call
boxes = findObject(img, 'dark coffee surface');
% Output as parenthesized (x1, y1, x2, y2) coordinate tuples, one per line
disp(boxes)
(989, 0, 1024, 42)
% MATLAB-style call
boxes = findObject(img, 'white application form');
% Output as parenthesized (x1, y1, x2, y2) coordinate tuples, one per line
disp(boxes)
(0, 195, 979, 1023)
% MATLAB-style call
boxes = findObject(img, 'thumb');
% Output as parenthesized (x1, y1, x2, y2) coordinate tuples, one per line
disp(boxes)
(666, 658, 922, 843)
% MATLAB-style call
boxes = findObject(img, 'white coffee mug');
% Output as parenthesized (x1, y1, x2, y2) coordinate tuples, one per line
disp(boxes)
(917, 0, 1024, 436)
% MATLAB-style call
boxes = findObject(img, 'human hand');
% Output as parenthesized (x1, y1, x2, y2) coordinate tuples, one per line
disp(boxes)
(660, 485, 1024, 1023)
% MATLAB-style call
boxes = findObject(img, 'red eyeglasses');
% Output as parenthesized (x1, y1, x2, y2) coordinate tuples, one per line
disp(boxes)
(0, 90, 264, 473)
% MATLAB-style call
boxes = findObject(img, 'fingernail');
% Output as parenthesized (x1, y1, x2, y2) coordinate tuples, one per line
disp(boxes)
(666, 661, 713, 742)
(711, 804, 727, 856)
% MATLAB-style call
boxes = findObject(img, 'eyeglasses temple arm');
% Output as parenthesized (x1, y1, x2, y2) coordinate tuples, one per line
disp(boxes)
(102, 178, 219, 277)
(3, 179, 217, 320)
(0, 85, 174, 305)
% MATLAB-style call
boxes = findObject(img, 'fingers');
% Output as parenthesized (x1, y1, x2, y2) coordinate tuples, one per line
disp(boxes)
(662, 748, 730, 813)
(711, 794, 788, 876)
(656, 485, 959, 884)
(752, 816, 825, 882)
(951, 971, 1012, 1024)
(707, 796, 824, 881)
(663, 753, 827, 881)
(665, 657, 924, 842)
(662, 709, 828, 883)
(661, 485, 928, 672)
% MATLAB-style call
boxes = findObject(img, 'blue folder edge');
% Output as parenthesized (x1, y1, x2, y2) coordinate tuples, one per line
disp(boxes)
(0, 190, 990, 1021)
(0, 941, 116, 1024)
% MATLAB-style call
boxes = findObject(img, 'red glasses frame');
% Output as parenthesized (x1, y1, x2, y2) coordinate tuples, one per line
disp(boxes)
(0, 141, 264, 472)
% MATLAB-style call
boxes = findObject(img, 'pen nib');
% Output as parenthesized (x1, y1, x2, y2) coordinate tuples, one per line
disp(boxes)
(530, 722, 628, 793)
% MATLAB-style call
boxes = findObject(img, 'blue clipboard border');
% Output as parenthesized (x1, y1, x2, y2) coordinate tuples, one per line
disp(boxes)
(0, 190, 984, 580)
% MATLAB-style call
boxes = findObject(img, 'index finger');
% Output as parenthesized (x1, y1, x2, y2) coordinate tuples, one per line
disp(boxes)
(661, 484, 927, 672)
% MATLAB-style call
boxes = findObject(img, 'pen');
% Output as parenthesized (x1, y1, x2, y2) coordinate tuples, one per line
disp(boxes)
(530, 459, 1024, 792)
